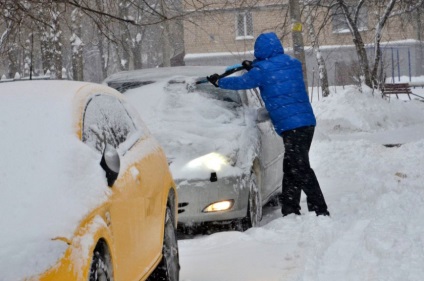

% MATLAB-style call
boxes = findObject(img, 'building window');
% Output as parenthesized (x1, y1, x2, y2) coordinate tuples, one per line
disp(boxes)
(332, 5, 368, 33)
(236, 11, 253, 39)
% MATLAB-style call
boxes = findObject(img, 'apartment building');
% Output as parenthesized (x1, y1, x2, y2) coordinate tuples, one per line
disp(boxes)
(183, 0, 424, 86)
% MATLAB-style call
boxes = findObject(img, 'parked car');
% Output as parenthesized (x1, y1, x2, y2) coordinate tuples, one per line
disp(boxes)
(0, 81, 179, 281)
(105, 66, 284, 231)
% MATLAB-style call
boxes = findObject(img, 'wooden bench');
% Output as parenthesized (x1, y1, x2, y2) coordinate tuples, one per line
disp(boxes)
(382, 83, 412, 100)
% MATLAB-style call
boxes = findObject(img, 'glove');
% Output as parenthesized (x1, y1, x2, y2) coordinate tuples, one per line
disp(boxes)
(242, 60, 253, 71)
(207, 73, 220, 87)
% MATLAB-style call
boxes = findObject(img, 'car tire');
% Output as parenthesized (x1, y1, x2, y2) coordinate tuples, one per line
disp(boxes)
(89, 241, 113, 281)
(147, 206, 180, 281)
(240, 172, 262, 231)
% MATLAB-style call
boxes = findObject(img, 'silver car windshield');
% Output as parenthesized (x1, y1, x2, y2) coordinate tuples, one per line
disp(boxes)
(194, 83, 242, 106)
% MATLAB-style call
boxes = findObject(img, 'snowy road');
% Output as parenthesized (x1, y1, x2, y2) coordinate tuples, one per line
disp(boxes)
(178, 86, 424, 281)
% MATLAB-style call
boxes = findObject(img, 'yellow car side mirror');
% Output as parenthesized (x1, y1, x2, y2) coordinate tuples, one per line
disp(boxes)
(100, 144, 120, 187)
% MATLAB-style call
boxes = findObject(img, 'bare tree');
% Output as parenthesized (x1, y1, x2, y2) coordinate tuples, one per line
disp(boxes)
(370, 0, 396, 88)
(160, 0, 172, 67)
(49, 3, 64, 79)
(330, 0, 424, 88)
(304, 0, 330, 97)
(70, 7, 84, 80)
(0, 0, 184, 77)
(334, 0, 373, 87)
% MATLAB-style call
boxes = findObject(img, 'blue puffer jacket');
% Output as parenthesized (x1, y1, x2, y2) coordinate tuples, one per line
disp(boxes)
(218, 32, 316, 134)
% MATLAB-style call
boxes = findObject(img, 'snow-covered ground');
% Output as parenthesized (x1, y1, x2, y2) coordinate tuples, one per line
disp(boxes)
(178, 85, 424, 281)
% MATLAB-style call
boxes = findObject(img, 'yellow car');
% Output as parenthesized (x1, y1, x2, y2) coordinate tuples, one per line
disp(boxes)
(0, 81, 179, 281)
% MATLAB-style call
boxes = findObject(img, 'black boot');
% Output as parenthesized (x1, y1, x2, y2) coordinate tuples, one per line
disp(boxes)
(282, 205, 301, 216)
(316, 209, 330, 216)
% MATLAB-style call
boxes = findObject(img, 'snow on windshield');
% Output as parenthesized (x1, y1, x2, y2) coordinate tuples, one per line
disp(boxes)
(83, 94, 137, 152)
(125, 77, 258, 180)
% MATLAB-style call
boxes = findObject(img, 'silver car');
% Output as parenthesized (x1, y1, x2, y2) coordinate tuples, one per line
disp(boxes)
(105, 66, 284, 230)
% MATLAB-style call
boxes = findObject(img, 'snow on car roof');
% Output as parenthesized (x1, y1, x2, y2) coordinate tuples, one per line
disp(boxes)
(104, 66, 228, 84)
(120, 68, 260, 181)
(0, 81, 111, 280)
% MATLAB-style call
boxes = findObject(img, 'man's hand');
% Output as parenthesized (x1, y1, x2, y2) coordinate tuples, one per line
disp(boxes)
(242, 60, 253, 71)
(207, 73, 220, 87)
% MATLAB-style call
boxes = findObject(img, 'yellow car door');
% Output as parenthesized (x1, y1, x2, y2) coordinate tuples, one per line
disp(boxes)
(133, 144, 169, 264)
(82, 93, 157, 280)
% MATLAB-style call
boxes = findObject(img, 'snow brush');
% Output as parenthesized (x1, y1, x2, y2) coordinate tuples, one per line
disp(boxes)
(195, 64, 245, 85)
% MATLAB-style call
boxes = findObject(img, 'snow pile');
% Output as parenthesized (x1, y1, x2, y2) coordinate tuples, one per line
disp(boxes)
(179, 85, 424, 281)
(314, 85, 424, 133)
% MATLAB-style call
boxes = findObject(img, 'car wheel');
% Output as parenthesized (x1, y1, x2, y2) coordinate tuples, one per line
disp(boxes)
(89, 241, 113, 281)
(241, 172, 262, 231)
(147, 206, 180, 281)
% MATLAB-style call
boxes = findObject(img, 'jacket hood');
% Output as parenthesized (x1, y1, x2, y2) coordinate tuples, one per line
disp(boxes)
(254, 32, 284, 60)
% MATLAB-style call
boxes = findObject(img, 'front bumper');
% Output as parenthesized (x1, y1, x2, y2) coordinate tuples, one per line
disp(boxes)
(176, 175, 249, 225)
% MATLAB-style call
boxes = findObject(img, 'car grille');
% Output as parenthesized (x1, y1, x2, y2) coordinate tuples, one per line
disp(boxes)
(178, 202, 189, 214)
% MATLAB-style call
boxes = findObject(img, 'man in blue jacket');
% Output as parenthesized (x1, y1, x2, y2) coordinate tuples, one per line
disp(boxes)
(207, 32, 329, 217)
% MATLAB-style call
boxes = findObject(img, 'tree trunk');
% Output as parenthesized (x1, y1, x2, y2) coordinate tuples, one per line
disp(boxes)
(160, 0, 172, 67)
(337, 0, 372, 88)
(132, 35, 143, 69)
(289, 0, 309, 93)
(37, 20, 51, 76)
(162, 21, 172, 67)
(132, 23, 145, 69)
(353, 36, 372, 87)
(370, 0, 396, 88)
(95, 0, 109, 80)
(119, 1, 131, 71)
(71, 8, 84, 81)
(23, 36, 31, 77)
(416, 7, 422, 41)
(7, 45, 18, 79)
(305, 5, 330, 97)
(98, 33, 109, 80)
(49, 5, 63, 79)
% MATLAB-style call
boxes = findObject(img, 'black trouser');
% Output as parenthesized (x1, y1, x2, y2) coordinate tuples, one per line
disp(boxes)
(280, 126, 328, 215)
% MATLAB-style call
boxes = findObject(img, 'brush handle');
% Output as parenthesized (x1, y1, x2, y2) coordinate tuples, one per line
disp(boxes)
(195, 66, 245, 85)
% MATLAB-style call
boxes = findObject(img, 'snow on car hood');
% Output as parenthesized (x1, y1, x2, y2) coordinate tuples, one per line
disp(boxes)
(0, 81, 110, 280)
(124, 73, 259, 181)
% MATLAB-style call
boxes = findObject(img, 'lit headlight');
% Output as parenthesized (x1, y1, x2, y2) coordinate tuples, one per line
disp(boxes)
(186, 152, 230, 172)
(203, 200, 234, 213)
